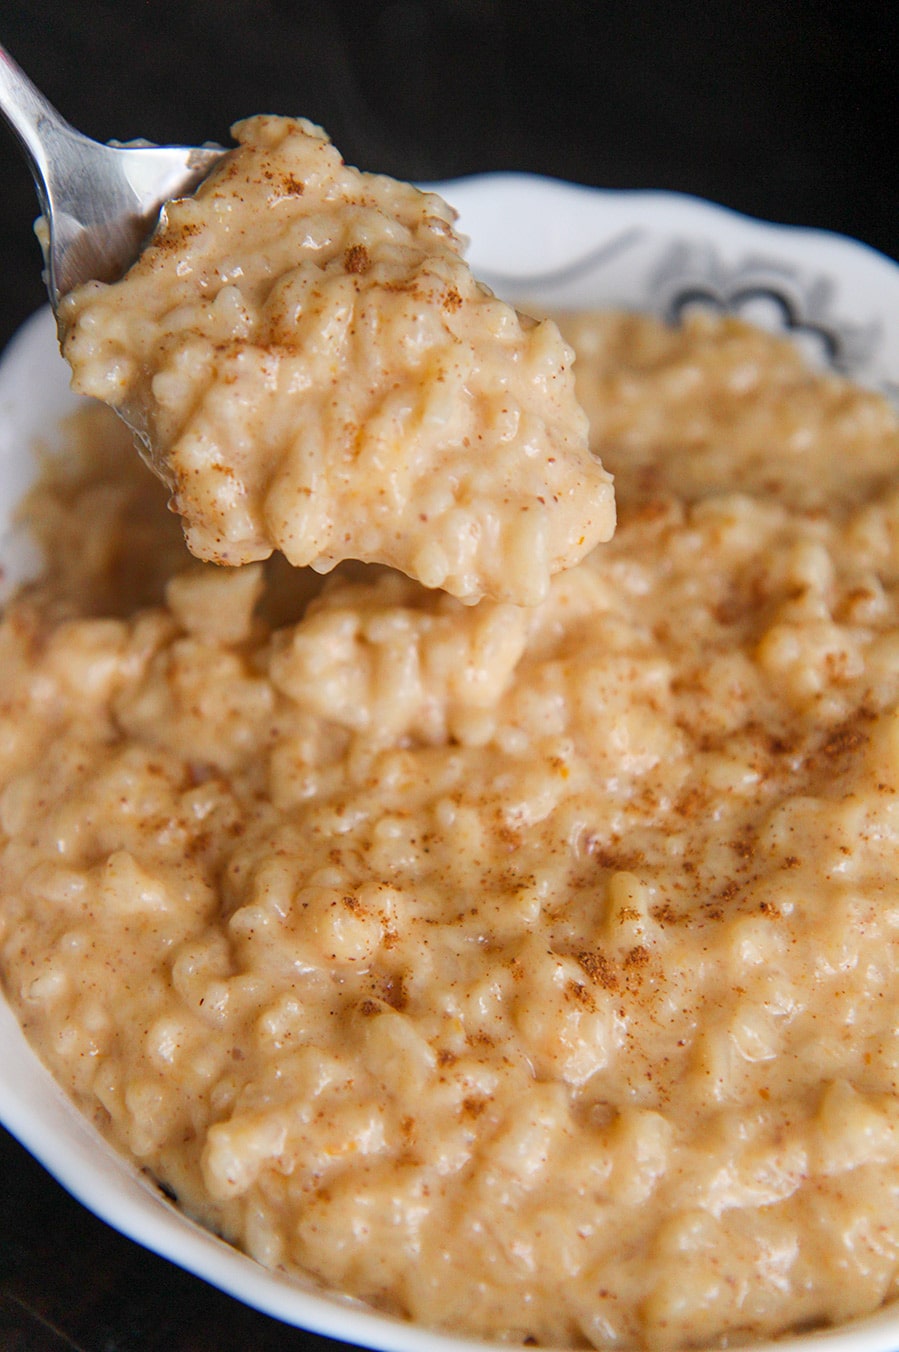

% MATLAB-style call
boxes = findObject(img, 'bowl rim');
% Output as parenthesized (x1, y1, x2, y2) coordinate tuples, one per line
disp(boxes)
(430, 169, 899, 264)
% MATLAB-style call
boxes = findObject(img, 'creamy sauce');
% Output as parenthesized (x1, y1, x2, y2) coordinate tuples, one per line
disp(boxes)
(2, 312, 899, 1347)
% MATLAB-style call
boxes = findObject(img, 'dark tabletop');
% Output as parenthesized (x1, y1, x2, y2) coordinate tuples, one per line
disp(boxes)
(0, 2, 896, 1349)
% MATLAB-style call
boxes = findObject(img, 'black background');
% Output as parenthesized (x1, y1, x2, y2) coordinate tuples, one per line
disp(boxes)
(0, 1, 896, 1348)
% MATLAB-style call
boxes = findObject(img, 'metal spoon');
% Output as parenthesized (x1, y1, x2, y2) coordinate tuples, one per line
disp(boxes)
(0, 41, 225, 311)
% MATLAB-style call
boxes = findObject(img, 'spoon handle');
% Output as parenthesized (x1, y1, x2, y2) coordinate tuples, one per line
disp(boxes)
(0, 42, 224, 308)
(0, 43, 76, 219)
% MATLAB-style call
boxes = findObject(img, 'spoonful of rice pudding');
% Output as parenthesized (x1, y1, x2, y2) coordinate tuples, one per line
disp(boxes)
(1, 47, 615, 604)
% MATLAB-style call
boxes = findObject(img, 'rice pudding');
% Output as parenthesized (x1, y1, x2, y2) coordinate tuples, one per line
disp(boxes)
(58, 116, 614, 605)
(1, 312, 899, 1348)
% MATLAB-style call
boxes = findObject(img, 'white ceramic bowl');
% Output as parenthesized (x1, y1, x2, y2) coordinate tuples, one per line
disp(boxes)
(1, 175, 899, 1352)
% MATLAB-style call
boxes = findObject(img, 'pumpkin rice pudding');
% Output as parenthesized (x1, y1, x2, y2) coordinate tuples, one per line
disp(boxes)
(2, 311, 899, 1348)
(57, 116, 614, 605)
